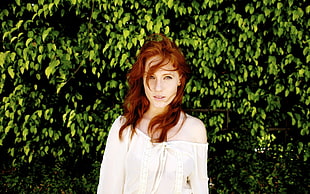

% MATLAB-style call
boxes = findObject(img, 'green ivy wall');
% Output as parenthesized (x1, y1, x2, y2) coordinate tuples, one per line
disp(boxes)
(0, 0, 309, 192)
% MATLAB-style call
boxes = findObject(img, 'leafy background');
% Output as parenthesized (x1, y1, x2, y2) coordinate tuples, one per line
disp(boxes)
(0, 0, 309, 193)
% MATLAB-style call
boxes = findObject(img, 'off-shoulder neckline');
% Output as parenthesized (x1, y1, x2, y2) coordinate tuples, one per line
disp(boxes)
(135, 128, 208, 146)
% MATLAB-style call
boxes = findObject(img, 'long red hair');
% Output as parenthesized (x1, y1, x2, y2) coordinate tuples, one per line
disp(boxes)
(119, 34, 190, 142)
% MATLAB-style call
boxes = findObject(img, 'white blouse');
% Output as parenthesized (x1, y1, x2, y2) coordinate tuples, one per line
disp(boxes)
(97, 116, 209, 194)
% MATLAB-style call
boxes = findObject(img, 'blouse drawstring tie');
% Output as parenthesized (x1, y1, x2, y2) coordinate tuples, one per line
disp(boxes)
(139, 142, 184, 194)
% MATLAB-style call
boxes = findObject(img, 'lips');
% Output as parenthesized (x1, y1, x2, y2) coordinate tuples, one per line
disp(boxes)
(153, 95, 165, 100)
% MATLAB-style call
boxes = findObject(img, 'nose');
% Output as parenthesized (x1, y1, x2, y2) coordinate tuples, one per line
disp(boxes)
(154, 79, 163, 91)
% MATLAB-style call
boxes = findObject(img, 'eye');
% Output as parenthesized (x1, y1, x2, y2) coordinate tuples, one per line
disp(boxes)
(149, 75, 156, 79)
(164, 76, 173, 80)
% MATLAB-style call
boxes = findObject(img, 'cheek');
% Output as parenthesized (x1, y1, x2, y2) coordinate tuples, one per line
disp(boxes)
(143, 77, 149, 90)
(143, 80, 153, 99)
(167, 82, 179, 95)
(143, 81, 152, 94)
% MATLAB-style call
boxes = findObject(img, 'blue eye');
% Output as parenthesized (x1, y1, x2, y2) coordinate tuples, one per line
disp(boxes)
(149, 75, 155, 79)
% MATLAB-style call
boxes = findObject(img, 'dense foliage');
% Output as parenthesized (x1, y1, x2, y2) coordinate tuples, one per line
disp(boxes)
(1, 0, 309, 192)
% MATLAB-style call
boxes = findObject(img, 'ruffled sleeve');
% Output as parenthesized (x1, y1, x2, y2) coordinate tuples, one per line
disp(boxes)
(97, 116, 129, 194)
(189, 143, 209, 194)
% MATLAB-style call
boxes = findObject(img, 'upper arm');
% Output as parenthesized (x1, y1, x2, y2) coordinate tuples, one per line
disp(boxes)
(97, 116, 127, 193)
(191, 117, 207, 144)
(189, 144, 209, 193)
(183, 115, 207, 144)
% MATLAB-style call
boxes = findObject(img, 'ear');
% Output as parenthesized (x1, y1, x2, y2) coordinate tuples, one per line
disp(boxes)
(178, 76, 182, 86)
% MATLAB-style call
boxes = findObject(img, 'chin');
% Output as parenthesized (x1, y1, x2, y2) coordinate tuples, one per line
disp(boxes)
(152, 102, 169, 109)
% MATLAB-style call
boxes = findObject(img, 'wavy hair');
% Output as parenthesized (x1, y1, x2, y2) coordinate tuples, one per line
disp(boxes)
(119, 34, 190, 142)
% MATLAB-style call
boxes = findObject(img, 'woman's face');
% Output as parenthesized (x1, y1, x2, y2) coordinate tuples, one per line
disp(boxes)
(143, 55, 181, 111)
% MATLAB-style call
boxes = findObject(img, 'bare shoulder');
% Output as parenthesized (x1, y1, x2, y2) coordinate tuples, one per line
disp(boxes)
(180, 114, 207, 144)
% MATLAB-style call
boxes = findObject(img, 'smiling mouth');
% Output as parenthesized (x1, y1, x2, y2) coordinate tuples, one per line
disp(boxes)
(154, 95, 165, 100)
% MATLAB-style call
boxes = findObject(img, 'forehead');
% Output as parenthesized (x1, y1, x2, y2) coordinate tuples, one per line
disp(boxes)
(145, 55, 176, 72)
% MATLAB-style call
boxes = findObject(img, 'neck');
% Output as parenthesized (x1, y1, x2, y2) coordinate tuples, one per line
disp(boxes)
(144, 106, 168, 119)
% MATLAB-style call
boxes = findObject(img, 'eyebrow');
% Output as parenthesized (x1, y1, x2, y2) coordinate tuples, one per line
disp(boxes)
(162, 73, 175, 76)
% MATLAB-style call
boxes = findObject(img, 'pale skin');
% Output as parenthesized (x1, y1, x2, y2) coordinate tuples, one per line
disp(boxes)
(137, 55, 207, 144)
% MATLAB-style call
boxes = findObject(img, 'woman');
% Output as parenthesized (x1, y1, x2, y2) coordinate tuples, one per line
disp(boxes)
(97, 34, 209, 194)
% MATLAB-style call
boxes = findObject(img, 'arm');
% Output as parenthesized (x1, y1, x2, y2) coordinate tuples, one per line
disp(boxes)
(189, 144, 209, 194)
(97, 116, 129, 194)
(186, 116, 209, 193)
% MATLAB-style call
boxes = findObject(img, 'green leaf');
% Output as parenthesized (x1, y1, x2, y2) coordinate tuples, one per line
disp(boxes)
(167, 0, 173, 9)
(15, 0, 21, 6)
(0, 52, 8, 67)
(25, 38, 33, 47)
(8, 66, 15, 78)
(89, 50, 95, 60)
(42, 27, 52, 42)
(71, 123, 76, 137)
(146, 21, 153, 31)
(45, 59, 60, 79)
(154, 20, 162, 33)
(123, 29, 130, 39)
(144, 15, 151, 22)
(24, 145, 30, 156)
(164, 26, 170, 34)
